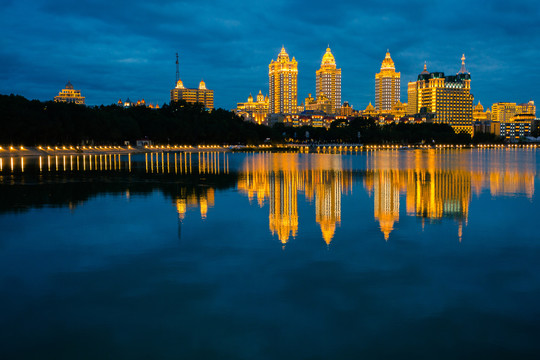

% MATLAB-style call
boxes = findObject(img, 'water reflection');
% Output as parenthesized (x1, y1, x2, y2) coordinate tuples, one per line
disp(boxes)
(0, 150, 537, 244)
(238, 153, 353, 245)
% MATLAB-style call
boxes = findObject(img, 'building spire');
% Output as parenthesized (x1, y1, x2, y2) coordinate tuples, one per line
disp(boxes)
(458, 53, 468, 74)
(175, 52, 179, 83)
(421, 61, 429, 75)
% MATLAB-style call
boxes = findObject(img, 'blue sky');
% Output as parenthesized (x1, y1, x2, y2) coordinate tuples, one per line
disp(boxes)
(1, 0, 539, 110)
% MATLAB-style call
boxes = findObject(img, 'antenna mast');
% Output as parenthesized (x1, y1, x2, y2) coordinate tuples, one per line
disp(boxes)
(175, 52, 179, 83)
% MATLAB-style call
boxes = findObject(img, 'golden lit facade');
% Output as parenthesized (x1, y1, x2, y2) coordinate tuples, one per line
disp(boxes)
(54, 81, 85, 105)
(117, 98, 159, 109)
(170, 79, 214, 110)
(407, 56, 473, 134)
(407, 81, 418, 114)
(269, 47, 298, 114)
(304, 93, 332, 114)
(473, 102, 489, 121)
(340, 101, 353, 116)
(235, 90, 269, 125)
(316, 47, 341, 114)
(375, 51, 400, 112)
(492, 101, 535, 122)
(491, 101, 535, 140)
(491, 102, 516, 122)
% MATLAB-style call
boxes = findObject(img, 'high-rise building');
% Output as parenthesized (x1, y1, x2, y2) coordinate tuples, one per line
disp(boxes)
(269, 46, 298, 114)
(407, 55, 474, 134)
(54, 81, 85, 105)
(375, 51, 400, 112)
(316, 47, 341, 114)
(170, 79, 214, 110)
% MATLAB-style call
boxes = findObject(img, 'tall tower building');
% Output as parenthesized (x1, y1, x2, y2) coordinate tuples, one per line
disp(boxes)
(269, 46, 298, 114)
(316, 47, 341, 114)
(375, 51, 401, 112)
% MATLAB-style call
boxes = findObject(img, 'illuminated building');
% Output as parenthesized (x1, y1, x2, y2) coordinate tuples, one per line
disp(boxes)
(473, 102, 489, 121)
(407, 80, 418, 115)
(407, 55, 473, 134)
(316, 47, 341, 114)
(492, 101, 535, 122)
(235, 90, 269, 125)
(391, 100, 407, 119)
(472, 102, 492, 134)
(170, 79, 214, 110)
(269, 46, 298, 114)
(491, 102, 517, 122)
(54, 81, 85, 105)
(340, 101, 353, 116)
(517, 100, 536, 117)
(117, 98, 159, 109)
(491, 101, 535, 140)
(304, 92, 332, 114)
(375, 51, 400, 112)
(362, 102, 377, 117)
(499, 121, 530, 141)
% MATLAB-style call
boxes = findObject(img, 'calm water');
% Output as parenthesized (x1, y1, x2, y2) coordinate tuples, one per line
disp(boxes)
(1, 150, 539, 359)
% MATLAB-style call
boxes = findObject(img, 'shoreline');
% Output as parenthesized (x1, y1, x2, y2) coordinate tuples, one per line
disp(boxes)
(0, 144, 538, 158)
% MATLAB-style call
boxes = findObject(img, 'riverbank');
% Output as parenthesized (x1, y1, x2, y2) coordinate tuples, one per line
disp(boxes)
(1, 143, 538, 158)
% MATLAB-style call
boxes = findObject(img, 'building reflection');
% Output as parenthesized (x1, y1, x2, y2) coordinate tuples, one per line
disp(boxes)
(238, 153, 352, 245)
(363, 150, 535, 241)
(174, 187, 215, 221)
(0, 150, 536, 244)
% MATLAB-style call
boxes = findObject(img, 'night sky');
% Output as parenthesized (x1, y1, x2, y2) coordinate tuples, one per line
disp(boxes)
(1, 0, 539, 110)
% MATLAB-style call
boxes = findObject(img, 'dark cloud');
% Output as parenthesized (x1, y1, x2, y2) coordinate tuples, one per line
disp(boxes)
(1, 0, 539, 109)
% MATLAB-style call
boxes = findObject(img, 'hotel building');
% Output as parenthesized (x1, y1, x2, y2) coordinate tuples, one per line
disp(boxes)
(54, 81, 85, 105)
(269, 46, 298, 114)
(316, 47, 341, 114)
(375, 51, 400, 112)
(170, 79, 214, 110)
(407, 55, 473, 134)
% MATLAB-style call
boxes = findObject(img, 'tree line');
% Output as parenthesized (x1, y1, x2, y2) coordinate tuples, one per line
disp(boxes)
(0, 94, 503, 146)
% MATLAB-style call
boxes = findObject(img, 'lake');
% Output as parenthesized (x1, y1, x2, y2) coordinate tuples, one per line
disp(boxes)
(1, 149, 539, 359)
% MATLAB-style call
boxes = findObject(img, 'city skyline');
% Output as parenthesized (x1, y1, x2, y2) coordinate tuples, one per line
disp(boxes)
(1, 1, 539, 110)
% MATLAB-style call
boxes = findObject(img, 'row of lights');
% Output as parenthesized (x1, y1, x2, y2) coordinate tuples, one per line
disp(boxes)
(1, 144, 539, 152)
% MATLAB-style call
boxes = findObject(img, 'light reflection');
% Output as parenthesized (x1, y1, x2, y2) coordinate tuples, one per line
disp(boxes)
(1, 151, 537, 246)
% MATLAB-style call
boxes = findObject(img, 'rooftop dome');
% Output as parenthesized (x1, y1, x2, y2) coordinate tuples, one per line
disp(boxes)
(321, 47, 336, 67)
(380, 51, 395, 71)
(198, 80, 206, 90)
(248, 93, 253, 102)
(365, 102, 375, 111)
(175, 79, 185, 89)
(66, 81, 74, 89)
(474, 102, 484, 111)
